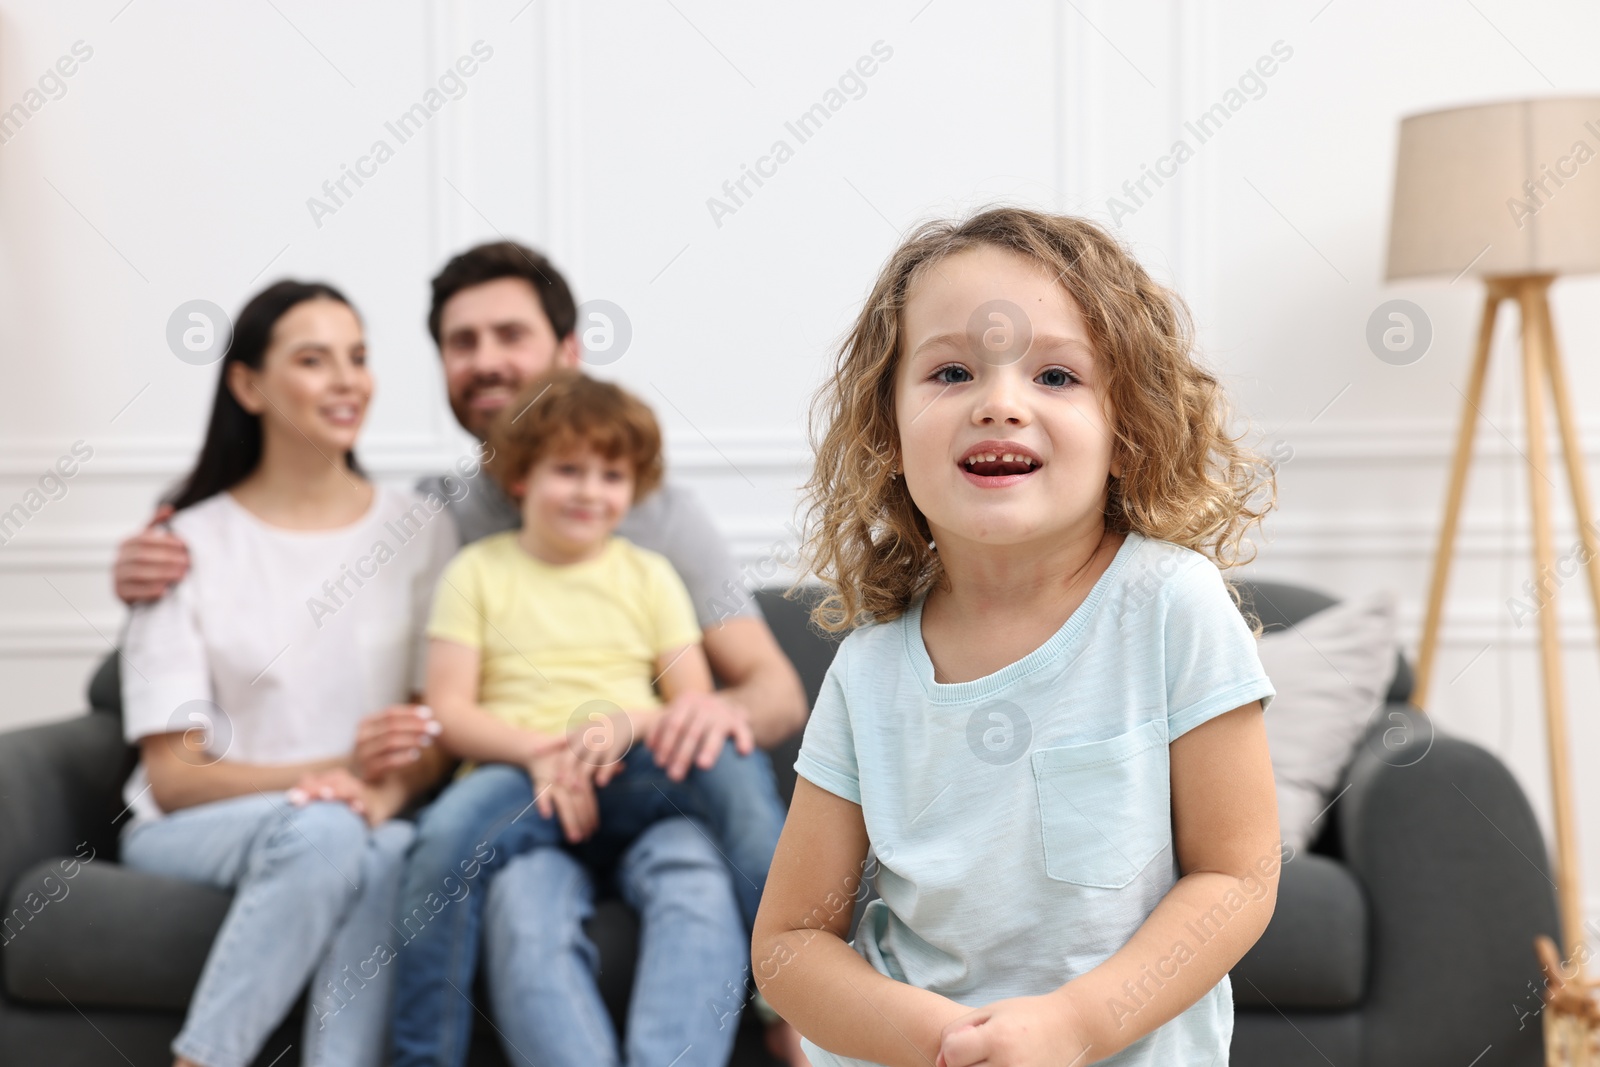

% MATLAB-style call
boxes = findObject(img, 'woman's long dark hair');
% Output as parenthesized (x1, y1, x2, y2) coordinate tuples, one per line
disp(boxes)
(166, 280, 364, 511)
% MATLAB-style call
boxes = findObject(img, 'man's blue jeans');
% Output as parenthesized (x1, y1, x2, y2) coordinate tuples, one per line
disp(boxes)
(389, 739, 786, 1067)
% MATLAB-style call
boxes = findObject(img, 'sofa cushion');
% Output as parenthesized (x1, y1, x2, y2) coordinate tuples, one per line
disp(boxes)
(1231, 852, 1367, 1009)
(4, 860, 230, 1010)
(86, 651, 121, 717)
(4, 854, 650, 1026)
(1258, 591, 1399, 850)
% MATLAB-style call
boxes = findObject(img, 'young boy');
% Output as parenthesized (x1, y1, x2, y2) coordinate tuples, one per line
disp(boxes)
(389, 368, 789, 1065)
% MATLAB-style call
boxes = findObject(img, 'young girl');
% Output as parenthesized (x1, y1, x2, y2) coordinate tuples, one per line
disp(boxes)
(753, 207, 1281, 1067)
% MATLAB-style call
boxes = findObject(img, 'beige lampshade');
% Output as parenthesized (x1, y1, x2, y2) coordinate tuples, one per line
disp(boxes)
(1385, 96, 1600, 281)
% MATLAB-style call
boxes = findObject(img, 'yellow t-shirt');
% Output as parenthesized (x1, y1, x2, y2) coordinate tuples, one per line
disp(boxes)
(427, 532, 703, 736)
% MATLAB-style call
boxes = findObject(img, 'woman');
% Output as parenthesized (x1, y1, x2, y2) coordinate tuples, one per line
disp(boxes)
(118, 280, 457, 1067)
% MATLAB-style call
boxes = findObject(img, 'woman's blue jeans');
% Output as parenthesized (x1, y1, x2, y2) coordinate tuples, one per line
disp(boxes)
(120, 794, 415, 1067)
(389, 739, 786, 1067)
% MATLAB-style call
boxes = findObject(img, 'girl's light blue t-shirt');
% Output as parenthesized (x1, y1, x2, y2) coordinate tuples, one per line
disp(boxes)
(794, 530, 1277, 1067)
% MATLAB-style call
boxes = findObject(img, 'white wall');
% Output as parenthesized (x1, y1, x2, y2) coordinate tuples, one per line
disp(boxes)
(4, 0, 1600, 933)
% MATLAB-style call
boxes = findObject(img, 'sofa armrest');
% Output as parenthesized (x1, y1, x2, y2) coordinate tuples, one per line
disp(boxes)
(1339, 703, 1558, 1067)
(0, 714, 134, 906)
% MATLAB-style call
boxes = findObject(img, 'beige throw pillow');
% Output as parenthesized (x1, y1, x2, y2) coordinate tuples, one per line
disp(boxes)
(1257, 590, 1400, 850)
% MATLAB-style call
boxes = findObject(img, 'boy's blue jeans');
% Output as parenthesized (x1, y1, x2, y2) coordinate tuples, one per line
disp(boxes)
(483, 818, 748, 1067)
(390, 738, 786, 1067)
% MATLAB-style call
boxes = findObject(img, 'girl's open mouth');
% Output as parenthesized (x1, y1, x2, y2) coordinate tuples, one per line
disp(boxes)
(958, 449, 1042, 486)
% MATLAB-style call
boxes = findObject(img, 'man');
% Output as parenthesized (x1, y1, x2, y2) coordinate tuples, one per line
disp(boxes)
(112, 240, 810, 1063)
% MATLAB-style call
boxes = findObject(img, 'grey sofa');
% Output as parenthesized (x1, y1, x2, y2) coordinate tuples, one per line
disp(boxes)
(0, 582, 1561, 1066)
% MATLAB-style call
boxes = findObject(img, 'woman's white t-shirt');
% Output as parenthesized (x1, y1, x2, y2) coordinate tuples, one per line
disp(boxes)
(120, 485, 459, 827)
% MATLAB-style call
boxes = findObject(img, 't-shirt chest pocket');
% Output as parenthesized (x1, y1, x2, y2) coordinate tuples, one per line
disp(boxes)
(1030, 718, 1171, 889)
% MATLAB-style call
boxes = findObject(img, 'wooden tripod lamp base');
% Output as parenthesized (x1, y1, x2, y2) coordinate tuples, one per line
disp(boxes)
(1408, 274, 1600, 977)
(1385, 96, 1600, 1003)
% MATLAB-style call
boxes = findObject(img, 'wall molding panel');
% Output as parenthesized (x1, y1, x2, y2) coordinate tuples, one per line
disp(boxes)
(4, 0, 1599, 930)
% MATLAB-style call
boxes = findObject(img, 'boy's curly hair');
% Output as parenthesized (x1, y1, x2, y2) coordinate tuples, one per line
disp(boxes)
(794, 206, 1277, 633)
(484, 368, 664, 504)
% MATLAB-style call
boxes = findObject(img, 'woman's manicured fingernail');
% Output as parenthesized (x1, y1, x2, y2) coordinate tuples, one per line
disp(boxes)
(287, 789, 307, 805)
(424, 720, 443, 736)
(419, 735, 433, 748)
(415, 705, 433, 718)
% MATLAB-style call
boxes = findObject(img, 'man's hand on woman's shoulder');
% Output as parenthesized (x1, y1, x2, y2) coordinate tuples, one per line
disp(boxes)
(113, 504, 190, 604)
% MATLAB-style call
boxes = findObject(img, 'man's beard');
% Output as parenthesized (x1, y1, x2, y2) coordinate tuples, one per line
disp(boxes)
(454, 373, 520, 440)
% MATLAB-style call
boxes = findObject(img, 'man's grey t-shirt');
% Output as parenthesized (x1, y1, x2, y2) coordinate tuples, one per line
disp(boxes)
(415, 470, 761, 630)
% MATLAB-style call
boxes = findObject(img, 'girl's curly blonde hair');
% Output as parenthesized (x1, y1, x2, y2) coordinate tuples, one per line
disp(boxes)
(793, 206, 1277, 633)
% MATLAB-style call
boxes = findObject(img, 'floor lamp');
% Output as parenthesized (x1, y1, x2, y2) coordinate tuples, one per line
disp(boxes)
(1385, 97, 1600, 982)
